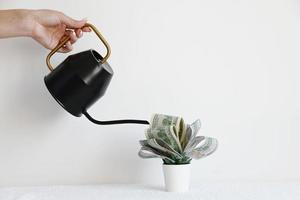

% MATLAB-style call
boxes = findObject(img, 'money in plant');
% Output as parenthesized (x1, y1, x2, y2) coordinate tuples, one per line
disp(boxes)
(138, 114, 218, 165)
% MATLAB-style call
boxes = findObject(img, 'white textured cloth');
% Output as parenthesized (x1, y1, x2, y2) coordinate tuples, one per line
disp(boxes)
(0, 182, 299, 200)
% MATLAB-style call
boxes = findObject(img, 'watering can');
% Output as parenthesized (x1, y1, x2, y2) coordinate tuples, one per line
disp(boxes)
(44, 23, 149, 125)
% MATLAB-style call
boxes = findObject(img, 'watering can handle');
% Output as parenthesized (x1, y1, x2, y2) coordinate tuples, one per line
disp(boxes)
(46, 23, 111, 71)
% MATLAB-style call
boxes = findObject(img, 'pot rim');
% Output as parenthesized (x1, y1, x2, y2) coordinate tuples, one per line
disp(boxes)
(163, 163, 191, 166)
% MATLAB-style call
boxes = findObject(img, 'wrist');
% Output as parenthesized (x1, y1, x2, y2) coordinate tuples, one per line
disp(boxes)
(0, 9, 35, 38)
(15, 9, 35, 37)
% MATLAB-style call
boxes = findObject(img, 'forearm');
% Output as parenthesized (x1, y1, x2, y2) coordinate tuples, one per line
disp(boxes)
(0, 9, 87, 52)
(0, 9, 34, 38)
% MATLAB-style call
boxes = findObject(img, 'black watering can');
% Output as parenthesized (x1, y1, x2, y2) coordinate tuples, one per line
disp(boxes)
(44, 23, 149, 125)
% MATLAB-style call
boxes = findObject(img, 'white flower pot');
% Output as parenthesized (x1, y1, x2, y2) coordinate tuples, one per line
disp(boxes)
(162, 164, 191, 192)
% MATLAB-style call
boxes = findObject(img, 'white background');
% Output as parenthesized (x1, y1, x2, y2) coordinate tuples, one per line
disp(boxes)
(0, 0, 299, 186)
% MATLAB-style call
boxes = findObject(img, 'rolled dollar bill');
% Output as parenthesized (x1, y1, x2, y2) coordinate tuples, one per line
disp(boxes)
(150, 114, 187, 149)
(138, 146, 175, 164)
(187, 137, 218, 159)
(140, 138, 183, 159)
(145, 126, 182, 153)
(190, 119, 201, 139)
(184, 136, 205, 154)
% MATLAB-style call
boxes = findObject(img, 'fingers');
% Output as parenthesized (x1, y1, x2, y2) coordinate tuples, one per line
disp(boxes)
(74, 27, 91, 37)
(57, 31, 75, 53)
(58, 41, 72, 53)
(75, 29, 83, 38)
(58, 27, 92, 53)
(82, 27, 91, 32)
(55, 21, 91, 53)
(66, 30, 78, 44)
(65, 41, 73, 51)
(75, 27, 91, 35)
(57, 29, 81, 53)
(58, 12, 87, 29)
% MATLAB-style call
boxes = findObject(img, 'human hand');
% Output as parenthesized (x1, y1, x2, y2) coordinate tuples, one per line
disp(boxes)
(29, 9, 91, 53)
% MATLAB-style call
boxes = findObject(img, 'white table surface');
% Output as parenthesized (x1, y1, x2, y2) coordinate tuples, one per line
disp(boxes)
(0, 182, 299, 200)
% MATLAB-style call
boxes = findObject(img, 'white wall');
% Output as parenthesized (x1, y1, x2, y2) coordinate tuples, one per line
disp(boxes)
(0, 0, 299, 186)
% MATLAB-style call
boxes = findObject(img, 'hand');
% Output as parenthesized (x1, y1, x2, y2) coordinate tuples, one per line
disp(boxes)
(30, 9, 91, 53)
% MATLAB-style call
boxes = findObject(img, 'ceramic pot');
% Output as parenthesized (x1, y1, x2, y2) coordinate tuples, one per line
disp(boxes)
(162, 164, 191, 192)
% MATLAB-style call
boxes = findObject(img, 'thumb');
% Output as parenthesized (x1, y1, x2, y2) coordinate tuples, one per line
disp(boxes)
(59, 13, 87, 29)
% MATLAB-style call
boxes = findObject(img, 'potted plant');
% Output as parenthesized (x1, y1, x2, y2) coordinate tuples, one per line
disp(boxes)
(138, 114, 218, 192)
